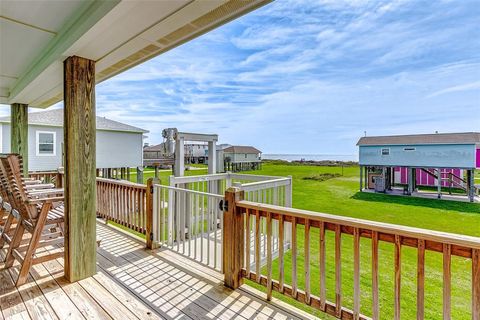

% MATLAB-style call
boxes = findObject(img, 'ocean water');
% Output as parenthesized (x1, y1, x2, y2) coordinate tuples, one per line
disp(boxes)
(263, 154, 358, 162)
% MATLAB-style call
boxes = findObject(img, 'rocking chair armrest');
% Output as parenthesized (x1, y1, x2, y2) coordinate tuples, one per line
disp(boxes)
(23, 179, 42, 185)
(26, 196, 64, 205)
(28, 189, 64, 197)
(25, 183, 55, 190)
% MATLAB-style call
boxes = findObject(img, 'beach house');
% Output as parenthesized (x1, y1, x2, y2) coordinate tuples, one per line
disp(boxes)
(357, 132, 479, 201)
(0, 108, 147, 172)
(1, 1, 479, 319)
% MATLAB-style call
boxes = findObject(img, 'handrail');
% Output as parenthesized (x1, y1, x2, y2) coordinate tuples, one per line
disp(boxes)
(153, 183, 223, 198)
(237, 178, 291, 192)
(237, 200, 480, 253)
(96, 178, 147, 235)
(223, 188, 480, 320)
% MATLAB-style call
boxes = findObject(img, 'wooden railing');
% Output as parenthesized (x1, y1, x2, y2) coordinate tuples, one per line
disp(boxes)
(223, 188, 480, 320)
(29, 171, 63, 188)
(96, 178, 149, 236)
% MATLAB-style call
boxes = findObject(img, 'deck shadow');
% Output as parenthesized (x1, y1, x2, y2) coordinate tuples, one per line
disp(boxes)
(351, 191, 480, 214)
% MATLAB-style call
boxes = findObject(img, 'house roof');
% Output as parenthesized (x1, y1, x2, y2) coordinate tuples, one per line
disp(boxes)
(357, 132, 480, 146)
(0, 108, 148, 133)
(144, 143, 164, 152)
(223, 146, 262, 154)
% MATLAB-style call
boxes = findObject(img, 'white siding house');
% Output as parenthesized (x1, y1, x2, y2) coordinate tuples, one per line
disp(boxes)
(0, 109, 148, 171)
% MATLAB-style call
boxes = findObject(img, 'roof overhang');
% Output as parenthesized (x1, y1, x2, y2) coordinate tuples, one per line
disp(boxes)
(1, 0, 271, 108)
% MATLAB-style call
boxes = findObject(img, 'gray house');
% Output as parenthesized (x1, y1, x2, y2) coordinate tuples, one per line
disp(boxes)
(220, 145, 262, 172)
(0, 109, 148, 171)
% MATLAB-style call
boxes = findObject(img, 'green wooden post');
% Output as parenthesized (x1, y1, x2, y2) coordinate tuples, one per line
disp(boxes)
(63, 56, 97, 282)
(11, 103, 28, 176)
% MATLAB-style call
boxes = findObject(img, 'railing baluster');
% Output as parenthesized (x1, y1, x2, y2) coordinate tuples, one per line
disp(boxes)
(443, 244, 451, 320)
(473, 249, 480, 320)
(417, 239, 425, 320)
(353, 227, 360, 319)
(255, 209, 261, 283)
(372, 231, 379, 320)
(246, 208, 251, 275)
(319, 221, 326, 311)
(292, 216, 298, 298)
(335, 224, 342, 317)
(304, 218, 311, 305)
(266, 211, 273, 301)
(279, 214, 285, 293)
(394, 235, 402, 320)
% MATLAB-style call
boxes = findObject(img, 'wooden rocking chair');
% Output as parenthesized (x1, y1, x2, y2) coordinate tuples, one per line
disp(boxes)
(0, 154, 62, 250)
(2, 154, 64, 286)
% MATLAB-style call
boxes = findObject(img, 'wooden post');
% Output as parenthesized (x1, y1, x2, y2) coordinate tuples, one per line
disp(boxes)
(136, 166, 143, 184)
(208, 140, 217, 174)
(154, 166, 159, 179)
(437, 168, 442, 199)
(63, 56, 96, 282)
(469, 169, 475, 202)
(223, 187, 245, 289)
(11, 103, 29, 176)
(359, 165, 363, 192)
(146, 178, 154, 249)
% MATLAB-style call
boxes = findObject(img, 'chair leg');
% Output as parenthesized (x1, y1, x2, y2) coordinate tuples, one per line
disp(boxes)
(0, 212, 14, 249)
(16, 204, 51, 286)
(4, 220, 24, 267)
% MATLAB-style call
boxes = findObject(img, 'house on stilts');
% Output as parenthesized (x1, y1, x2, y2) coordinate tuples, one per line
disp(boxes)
(357, 132, 480, 202)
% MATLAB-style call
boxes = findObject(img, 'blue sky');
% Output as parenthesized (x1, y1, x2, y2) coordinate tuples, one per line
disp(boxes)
(7, 0, 480, 155)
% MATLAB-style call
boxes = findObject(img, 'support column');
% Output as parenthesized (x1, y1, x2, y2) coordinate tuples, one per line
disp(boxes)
(359, 165, 363, 192)
(64, 56, 96, 282)
(437, 168, 442, 199)
(208, 140, 217, 174)
(469, 169, 475, 202)
(136, 166, 144, 184)
(407, 167, 413, 195)
(174, 136, 185, 177)
(154, 165, 159, 179)
(11, 103, 29, 176)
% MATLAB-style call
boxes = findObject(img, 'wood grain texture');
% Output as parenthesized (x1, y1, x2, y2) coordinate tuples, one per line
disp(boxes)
(319, 221, 326, 311)
(372, 231, 379, 320)
(473, 249, 480, 320)
(10, 103, 28, 176)
(394, 235, 401, 320)
(443, 244, 451, 320)
(223, 187, 245, 289)
(335, 224, 342, 317)
(417, 239, 425, 320)
(63, 55, 97, 282)
(353, 227, 360, 320)
(304, 219, 311, 305)
(145, 178, 153, 249)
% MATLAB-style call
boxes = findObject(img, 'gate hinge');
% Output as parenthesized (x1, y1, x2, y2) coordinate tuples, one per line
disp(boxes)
(219, 200, 228, 211)
(150, 232, 154, 241)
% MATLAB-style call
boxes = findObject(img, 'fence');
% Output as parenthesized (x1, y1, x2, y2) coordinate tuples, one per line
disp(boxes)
(223, 188, 480, 320)
(29, 170, 63, 188)
(152, 184, 224, 271)
(96, 178, 148, 235)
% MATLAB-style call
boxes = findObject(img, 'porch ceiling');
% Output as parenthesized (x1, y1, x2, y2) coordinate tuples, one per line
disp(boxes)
(0, 0, 271, 108)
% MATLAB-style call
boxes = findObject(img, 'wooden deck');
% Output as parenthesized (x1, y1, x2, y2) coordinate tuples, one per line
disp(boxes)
(0, 222, 316, 320)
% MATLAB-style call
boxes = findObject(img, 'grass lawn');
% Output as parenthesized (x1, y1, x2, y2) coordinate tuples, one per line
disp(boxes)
(240, 163, 480, 319)
(122, 162, 479, 319)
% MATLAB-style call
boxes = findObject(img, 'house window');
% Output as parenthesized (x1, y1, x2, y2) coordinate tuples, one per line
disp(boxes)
(404, 147, 416, 151)
(36, 131, 56, 156)
(381, 148, 390, 156)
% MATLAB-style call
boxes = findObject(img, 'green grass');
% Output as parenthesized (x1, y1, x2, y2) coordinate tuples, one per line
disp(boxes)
(240, 163, 479, 319)
(121, 162, 479, 319)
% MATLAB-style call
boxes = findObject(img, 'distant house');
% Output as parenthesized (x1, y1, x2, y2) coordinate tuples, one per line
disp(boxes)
(220, 145, 262, 172)
(0, 109, 148, 172)
(143, 143, 174, 168)
(357, 132, 479, 202)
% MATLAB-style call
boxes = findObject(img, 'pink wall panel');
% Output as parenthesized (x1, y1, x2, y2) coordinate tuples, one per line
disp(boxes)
(394, 167, 464, 188)
(477, 149, 480, 168)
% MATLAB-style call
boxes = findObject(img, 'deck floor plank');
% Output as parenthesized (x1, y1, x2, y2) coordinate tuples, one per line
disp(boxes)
(0, 222, 313, 320)
(40, 255, 113, 320)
